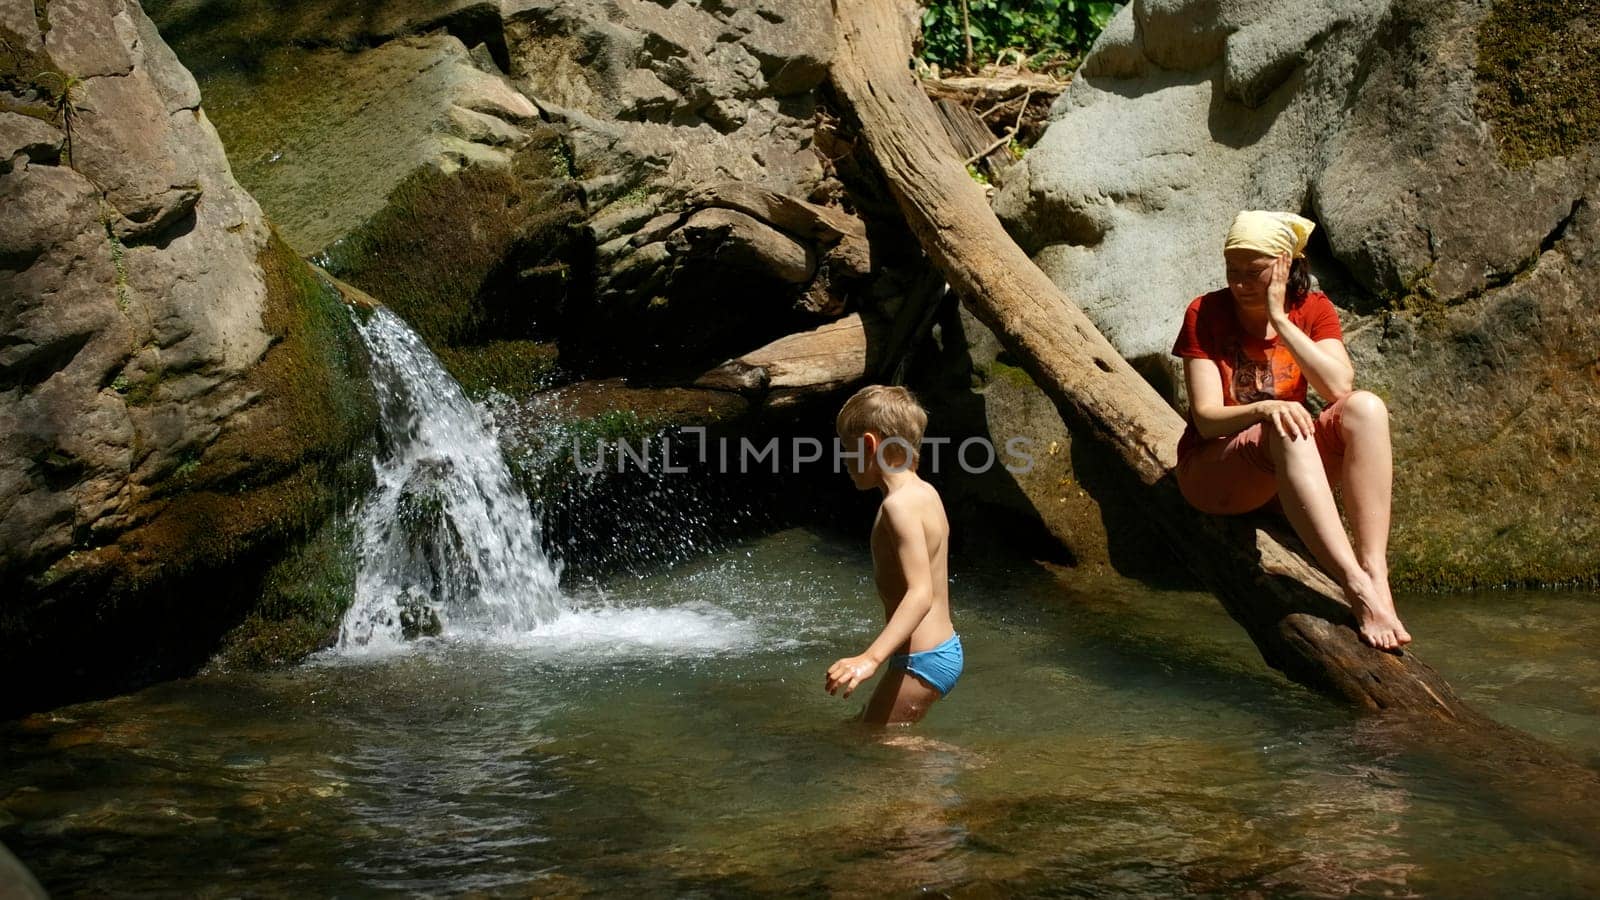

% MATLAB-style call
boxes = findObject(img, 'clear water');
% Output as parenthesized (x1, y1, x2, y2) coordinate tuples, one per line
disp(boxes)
(3, 527, 1598, 897)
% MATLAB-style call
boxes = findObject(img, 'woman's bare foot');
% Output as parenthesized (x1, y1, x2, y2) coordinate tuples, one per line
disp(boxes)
(1347, 570, 1412, 651)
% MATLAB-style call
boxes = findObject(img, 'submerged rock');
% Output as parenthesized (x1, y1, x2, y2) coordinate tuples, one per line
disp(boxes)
(993, 0, 1599, 587)
(0, 0, 376, 706)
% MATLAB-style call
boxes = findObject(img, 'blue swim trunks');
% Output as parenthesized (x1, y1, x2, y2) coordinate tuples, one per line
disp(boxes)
(888, 633, 964, 696)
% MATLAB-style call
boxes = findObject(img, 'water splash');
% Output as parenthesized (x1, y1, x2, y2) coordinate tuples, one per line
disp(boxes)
(339, 307, 564, 651)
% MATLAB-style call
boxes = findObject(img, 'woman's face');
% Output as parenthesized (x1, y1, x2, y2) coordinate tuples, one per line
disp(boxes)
(1224, 248, 1276, 307)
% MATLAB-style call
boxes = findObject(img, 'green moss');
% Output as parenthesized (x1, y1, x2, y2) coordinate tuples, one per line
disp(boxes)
(434, 340, 561, 399)
(121, 368, 161, 406)
(90, 227, 375, 598)
(317, 133, 582, 363)
(1389, 271, 1445, 317)
(1391, 520, 1600, 592)
(970, 354, 1039, 391)
(0, 23, 61, 119)
(987, 359, 1038, 389)
(212, 513, 358, 669)
(243, 228, 375, 470)
(499, 385, 749, 505)
(1378, 294, 1600, 589)
(105, 222, 130, 311)
(1474, 0, 1600, 168)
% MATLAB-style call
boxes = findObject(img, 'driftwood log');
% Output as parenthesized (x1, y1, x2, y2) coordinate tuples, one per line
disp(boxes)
(828, 0, 1600, 848)
(696, 312, 877, 408)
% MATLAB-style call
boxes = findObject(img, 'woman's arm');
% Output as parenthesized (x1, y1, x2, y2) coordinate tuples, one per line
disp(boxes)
(1186, 357, 1316, 441)
(1266, 255, 1355, 401)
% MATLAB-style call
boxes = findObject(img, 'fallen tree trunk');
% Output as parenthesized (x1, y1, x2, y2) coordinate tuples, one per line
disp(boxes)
(830, 0, 1458, 714)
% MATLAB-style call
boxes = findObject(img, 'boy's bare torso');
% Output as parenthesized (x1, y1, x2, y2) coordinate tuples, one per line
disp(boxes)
(871, 478, 954, 654)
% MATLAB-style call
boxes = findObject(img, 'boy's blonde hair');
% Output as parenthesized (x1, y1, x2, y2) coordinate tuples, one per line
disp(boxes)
(836, 384, 928, 466)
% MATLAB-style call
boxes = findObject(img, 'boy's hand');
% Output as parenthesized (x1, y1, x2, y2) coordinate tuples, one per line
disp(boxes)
(826, 655, 878, 698)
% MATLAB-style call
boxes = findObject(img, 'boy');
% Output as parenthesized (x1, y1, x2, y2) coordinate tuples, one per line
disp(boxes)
(825, 385, 962, 725)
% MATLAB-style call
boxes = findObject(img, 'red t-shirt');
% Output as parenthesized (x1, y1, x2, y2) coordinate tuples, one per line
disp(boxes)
(1171, 288, 1344, 457)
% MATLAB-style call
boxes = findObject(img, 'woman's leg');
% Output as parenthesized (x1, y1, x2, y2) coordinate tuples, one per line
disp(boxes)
(1177, 427, 1281, 516)
(1264, 423, 1405, 650)
(1331, 391, 1411, 646)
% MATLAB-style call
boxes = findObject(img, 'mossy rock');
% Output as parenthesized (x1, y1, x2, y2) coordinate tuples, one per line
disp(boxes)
(317, 132, 583, 385)
(435, 339, 562, 399)
(488, 379, 793, 577)
(0, 23, 66, 124)
(42, 228, 376, 592)
(10, 230, 379, 703)
(499, 379, 751, 499)
(211, 511, 361, 669)
(199, 232, 379, 669)
(1474, 0, 1600, 168)
(142, 0, 499, 78)
(974, 356, 1042, 391)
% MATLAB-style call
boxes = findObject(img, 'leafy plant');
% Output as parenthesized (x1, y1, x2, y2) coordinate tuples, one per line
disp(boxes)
(920, 0, 1123, 72)
(36, 69, 85, 162)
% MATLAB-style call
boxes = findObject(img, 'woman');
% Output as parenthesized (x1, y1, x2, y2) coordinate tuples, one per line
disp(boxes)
(1172, 211, 1411, 650)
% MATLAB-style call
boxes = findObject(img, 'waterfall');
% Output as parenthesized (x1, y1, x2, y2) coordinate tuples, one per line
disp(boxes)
(338, 307, 564, 651)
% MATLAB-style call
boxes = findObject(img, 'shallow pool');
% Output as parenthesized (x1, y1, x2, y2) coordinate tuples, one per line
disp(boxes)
(3, 527, 1598, 896)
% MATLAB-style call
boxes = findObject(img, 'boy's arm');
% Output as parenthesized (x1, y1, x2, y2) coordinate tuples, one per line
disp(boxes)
(825, 500, 933, 698)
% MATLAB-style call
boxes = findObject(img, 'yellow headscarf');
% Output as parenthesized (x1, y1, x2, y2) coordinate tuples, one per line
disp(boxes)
(1224, 210, 1315, 259)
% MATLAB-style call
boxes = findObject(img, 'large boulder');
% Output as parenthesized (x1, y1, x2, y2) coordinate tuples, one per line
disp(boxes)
(506, 0, 831, 202)
(181, 34, 542, 258)
(505, 0, 852, 374)
(0, 0, 375, 705)
(992, 0, 1599, 587)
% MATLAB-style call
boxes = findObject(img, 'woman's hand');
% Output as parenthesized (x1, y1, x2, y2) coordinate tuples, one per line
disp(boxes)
(825, 655, 878, 698)
(1266, 253, 1292, 322)
(1257, 400, 1316, 441)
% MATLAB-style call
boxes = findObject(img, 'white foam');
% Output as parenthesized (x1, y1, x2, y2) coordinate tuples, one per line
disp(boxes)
(504, 602, 760, 658)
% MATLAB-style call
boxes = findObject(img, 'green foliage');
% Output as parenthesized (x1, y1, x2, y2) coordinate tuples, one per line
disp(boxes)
(920, 0, 1123, 72)
(104, 220, 130, 310)
(35, 69, 84, 162)
(549, 140, 578, 179)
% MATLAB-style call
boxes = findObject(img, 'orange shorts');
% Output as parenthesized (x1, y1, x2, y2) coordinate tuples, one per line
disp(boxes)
(1176, 394, 1351, 515)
